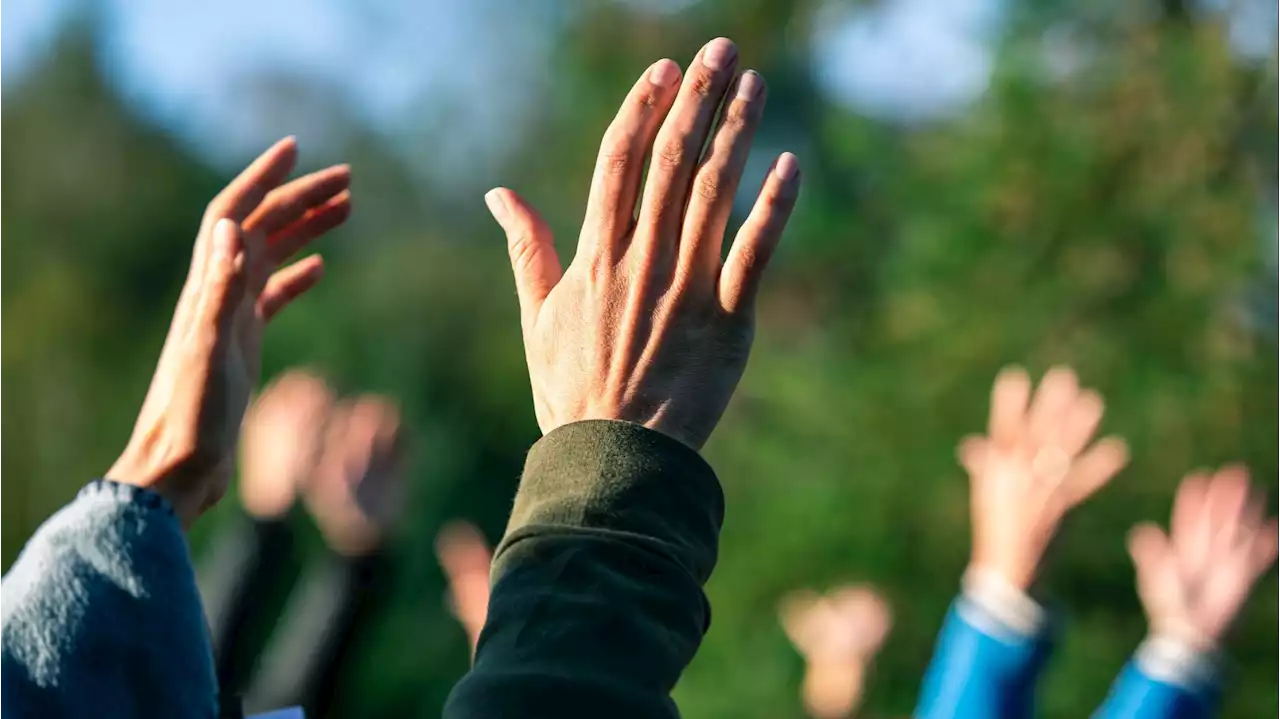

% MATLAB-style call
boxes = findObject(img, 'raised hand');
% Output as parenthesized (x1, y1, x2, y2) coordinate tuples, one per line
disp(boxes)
(959, 367, 1130, 590)
(484, 37, 801, 450)
(780, 586, 893, 719)
(108, 139, 351, 525)
(237, 370, 334, 519)
(1128, 466, 1278, 646)
(305, 396, 407, 556)
(435, 522, 494, 654)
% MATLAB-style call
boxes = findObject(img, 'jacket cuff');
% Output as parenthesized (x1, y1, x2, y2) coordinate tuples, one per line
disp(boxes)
(1134, 634, 1221, 690)
(82, 478, 178, 516)
(960, 567, 1049, 641)
(502, 419, 724, 584)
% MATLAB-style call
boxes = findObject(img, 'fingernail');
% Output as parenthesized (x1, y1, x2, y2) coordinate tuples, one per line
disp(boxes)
(736, 70, 763, 101)
(484, 189, 509, 224)
(648, 59, 681, 88)
(701, 37, 737, 71)
(774, 152, 800, 181)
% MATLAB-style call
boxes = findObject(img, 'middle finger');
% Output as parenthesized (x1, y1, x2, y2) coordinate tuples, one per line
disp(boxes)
(635, 38, 739, 257)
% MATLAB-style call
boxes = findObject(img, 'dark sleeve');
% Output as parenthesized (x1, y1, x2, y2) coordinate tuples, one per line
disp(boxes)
(443, 420, 724, 719)
(242, 551, 390, 717)
(198, 516, 299, 698)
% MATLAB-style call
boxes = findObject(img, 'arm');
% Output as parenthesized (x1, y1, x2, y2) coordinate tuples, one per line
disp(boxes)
(915, 367, 1130, 719)
(1, 481, 217, 719)
(916, 571, 1054, 719)
(200, 516, 300, 695)
(243, 551, 390, 716)
(200, 370, 333, 696)
(2, 138, 351, 719)
(243, 395, 405, 716)
(1093, 466, 1277, 719)
(444, 421, 722, 719)
(1092, 637, 1219, 719)
(447, 36, 800, 717)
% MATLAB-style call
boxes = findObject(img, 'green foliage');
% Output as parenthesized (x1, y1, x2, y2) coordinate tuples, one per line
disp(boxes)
(2, 4, 1274, 718)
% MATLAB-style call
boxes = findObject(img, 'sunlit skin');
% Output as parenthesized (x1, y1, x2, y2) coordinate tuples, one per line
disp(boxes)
(436, 522, 494, 654)
(305, 395, 408, 556)
(1128, 467, 1278, 647)
(107, 139, 351, 526)
(485, 37, 801, 450)
(238, 369, 334, 519)
(780, 586, 892, 719)
(958, 366, 1130, 591)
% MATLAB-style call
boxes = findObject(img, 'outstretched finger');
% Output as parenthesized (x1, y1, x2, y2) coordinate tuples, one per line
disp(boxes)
(580, 59, 683, 257)
(265, 190, 352, 266)
(194, 219, 249, 337)
(205, 137, 300, 225)
(718, 152, 801, 315)
(679, 70, 767, 276)
(1058, 436, 1128, 508)
(244, 164, 350, 237)
(988, 367, 1031, 449)
(1058, 390, 1105, 457)
(259, 255, 325, 321)
(486, 188, 563, 330)
(1028, 366, 1079, 447)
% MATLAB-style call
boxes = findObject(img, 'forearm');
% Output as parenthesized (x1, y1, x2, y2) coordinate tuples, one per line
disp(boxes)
(1092, 635, 1221, 719)
(915, 570, 1054, 719)
(199, 515, 300, 696)
(1, 480, 218, 718)
(244, 551, 389, 716)
(444, 420, 724, 719)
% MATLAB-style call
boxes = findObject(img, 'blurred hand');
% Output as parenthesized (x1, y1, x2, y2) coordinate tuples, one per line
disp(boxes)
(238, 370, 334, 519)
(108, 138, 351, 526)
(780, 586, 892, 719)
(484, 38, 801, 450)
(435, 522, 494, 654)
(305, 396, 407, 556)
(959, 367, 1130, 591)
(1128, 466, 1278, 646)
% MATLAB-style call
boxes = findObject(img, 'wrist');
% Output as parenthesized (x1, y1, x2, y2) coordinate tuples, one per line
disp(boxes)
(107, 446, 228, 528)
(966, 553, 1038, 594)
(961, 565, 1048, 637)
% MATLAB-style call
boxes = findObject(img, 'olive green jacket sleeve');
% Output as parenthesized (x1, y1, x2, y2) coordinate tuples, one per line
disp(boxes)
(443, 420, 725, 719)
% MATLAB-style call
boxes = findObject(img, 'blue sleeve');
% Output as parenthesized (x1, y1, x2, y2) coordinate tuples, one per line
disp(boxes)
(915, 597, 1055, 719)
(1092, 659, 1219, 719)
(1, 480, 218, 719)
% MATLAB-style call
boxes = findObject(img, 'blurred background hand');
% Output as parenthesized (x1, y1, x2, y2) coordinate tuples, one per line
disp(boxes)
(959, 367, 1130, 591)
(1128, 467, 1279, 646)
(435, 522, 494, 654)
(238, 369, 334, 519)
(304, 396, 407, 556)
(780, 585, 892, 719)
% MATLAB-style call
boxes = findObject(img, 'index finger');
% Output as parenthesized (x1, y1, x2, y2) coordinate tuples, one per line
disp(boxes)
(204, 137, 300, 226)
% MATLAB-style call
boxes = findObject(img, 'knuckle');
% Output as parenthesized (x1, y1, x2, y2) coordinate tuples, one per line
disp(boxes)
(655, 139, 688, 171)
(507, 230, 540, 271)
(688, 71, 716, 99)
(720, 106, 750, 132)
(598, 137, 635, 177)
(693, 170, 725, 203)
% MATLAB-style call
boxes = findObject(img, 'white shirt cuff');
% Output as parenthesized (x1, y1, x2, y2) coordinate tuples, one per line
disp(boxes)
(1134, 633, 1220, 689)
(960, 567, 1048, 639)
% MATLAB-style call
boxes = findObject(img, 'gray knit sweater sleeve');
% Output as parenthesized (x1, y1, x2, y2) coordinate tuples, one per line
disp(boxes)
(1, 480, 218, 718)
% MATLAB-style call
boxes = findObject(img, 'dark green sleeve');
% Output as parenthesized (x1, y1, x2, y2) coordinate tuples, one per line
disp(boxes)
(443, 420, 724, 719)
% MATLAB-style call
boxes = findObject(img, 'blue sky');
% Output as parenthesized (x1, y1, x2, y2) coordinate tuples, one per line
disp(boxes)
(4, 0, 1272, 172)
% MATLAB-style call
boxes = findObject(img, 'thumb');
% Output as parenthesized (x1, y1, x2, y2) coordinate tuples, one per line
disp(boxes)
(485, 188, 562, 328)
(195, 218, 249, 334)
